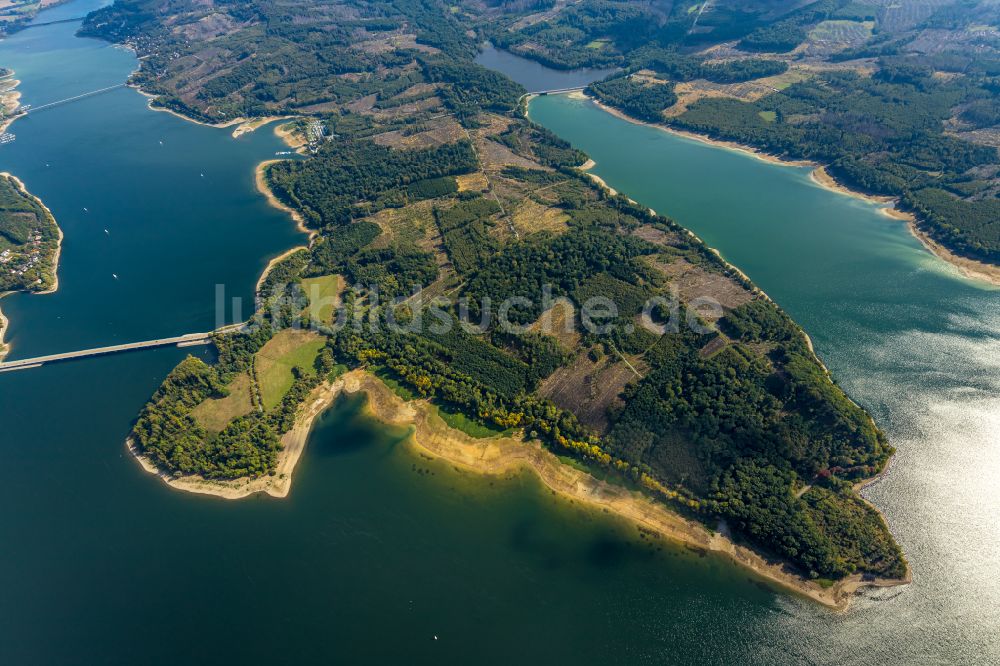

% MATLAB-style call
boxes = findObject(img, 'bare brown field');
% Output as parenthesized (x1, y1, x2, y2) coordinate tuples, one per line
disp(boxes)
(509, 0, 572, 29)
(477, 138, 545, 171)
(456, 172, 489, 192)
(632, 224, 683, 246)
(665, 69, 813, 117)
(474, 113, 515, 138)
(354, 31, 439, 55)
(530, 300, 580, 349)
(372, 116, 463, 149)
(655, 258, 753, 313)
(346, 94, 377, 113)
(698, 335, 730, 359)
(539, 352, 638, 433)
(370, 95, 442, 120)
(175, 13, 240, 41)
(366, 198, 440, 249)
(511, 198, 570, 236)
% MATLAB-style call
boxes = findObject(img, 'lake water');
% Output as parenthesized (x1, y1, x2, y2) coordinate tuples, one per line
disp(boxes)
(2, 3, 999, 664)
(527, 93, 1000, 661)
(474, 44, 616, 91)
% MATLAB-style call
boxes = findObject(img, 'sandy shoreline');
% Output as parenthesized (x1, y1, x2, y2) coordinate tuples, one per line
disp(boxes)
(342, 370, 908, 610)
(561, 92, 1000, 288)
(0, 173, 63, 361)
(120, 85, 909, 607)
(255, 159, 312, 238)
(254, 246, 308, 298)
(128, 377, 346, 499)
(904, 215, 1000, 287)
(132, 86, 299, 140)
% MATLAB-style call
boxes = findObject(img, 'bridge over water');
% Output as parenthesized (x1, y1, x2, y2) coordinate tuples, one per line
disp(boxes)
(19, 83, 128, 116)
(524, 86, 587, 97)
(0, 324, 245, 373)
(22, 16, 89, 29)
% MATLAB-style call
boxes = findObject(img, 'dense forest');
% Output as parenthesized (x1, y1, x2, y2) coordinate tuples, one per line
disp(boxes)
(96, 0, 912, 583)
(483, 0, 1000, 266)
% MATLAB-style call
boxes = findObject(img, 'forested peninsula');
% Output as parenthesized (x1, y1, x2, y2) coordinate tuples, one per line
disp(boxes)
(83, 0, 909, 600)
(0, 173, 62, 360)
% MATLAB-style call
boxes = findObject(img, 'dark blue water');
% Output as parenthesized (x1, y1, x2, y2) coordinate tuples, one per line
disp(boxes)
(0, 17, 304, 358)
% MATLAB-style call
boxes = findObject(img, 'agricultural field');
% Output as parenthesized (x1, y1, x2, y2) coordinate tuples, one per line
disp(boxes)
(190, 372, 255, 434)
(255, 329, 327, 410)
(301, 274, 344, 325)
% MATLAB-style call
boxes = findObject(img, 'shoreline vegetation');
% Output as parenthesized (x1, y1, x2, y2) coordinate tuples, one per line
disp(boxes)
(255, 159, 311, 238)
(0, 172, 63, 362)
(132, 86, 294, 140)
(349, 370, 910, 611)
(70, 0, 906, 598)
(0, 0, 72, 35)
(128, 376, 345, 499)
(125, 365, 909, 609)
(122, 83, 911, 610)
(577, 92, 1000, 288)
(134, 109, 910, 607)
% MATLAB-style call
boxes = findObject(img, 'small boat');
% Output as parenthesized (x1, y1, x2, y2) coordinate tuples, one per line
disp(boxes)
(112, 273, 118, 280)
(83, 207, 88, 212)
(104, 229, 109, 235)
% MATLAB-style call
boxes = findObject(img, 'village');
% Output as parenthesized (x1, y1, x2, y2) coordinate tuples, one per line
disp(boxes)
(0, 228, 48, 290)
(0, 174, 60, 293)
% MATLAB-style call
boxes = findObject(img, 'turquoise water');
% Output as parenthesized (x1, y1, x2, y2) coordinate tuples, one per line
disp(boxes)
(3, 2, 1000, 663)
(528, 92, 1000, 662)
(0, 6, 783, 665)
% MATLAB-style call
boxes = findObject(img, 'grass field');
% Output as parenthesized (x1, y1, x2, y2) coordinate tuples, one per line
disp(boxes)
(301, 274, 343, 324)
(436, 404, 510, 438)
(190, 372, 255, 434)
(372, 365, 418, 401)
(256, 329, 327, 410)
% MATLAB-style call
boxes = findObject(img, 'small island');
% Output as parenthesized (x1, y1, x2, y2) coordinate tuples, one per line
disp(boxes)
(0, 173, 61, 359)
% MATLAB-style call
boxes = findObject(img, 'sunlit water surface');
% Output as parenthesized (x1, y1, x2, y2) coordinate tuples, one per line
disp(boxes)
(1, 5, 999, 664)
